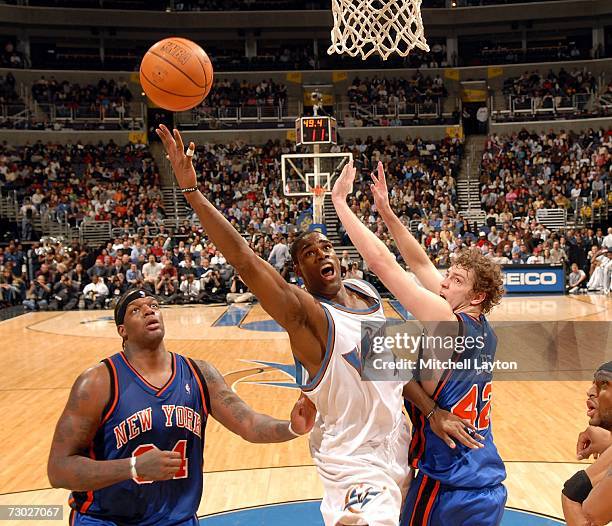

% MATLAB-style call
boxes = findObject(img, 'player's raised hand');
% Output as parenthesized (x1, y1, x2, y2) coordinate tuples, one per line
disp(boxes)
(370, 161, 391, 214)
(289, 393, 316, 436)
(331, 160, 356, 203)
(429, 409, 485, 450)
(133, 447, 183, 481)
(155, 124, 198, 191)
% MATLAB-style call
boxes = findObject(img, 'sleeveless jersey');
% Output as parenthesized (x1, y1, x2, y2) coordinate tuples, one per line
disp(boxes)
(69, 352, 210, 526)
(295, 279, 408, 462)
(406, 312, 506, 488)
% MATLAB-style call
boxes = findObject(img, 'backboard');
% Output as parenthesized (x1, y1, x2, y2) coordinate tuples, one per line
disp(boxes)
(281, 152, 353, 197)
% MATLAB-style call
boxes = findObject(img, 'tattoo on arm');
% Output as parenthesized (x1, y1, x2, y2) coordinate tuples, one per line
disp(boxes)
(194, 360, 294, 443)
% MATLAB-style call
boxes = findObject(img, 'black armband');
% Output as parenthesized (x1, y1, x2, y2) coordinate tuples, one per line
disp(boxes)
(562, 470, 592, 503)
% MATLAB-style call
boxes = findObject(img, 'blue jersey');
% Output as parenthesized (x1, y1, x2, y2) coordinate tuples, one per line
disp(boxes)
(69, 352, 209, 526)
(406, 313, 506, 489)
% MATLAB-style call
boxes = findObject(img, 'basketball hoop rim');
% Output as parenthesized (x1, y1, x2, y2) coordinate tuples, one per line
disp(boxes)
(313, 186, 326, 198)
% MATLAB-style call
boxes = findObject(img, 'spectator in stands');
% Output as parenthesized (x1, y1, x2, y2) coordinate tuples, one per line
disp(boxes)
(158, 259, 178, 289)
(226, 273, 253, 304)
(126, 263, 143, 287)
(20, 198, 37, 241)
(23, 275, 51, 311)
(0, 268, 22, 306)
(587, 249, 612, 293)
(346, 262, 364, 280)
(179, 273, 204, 304)
(550, 241, 567, 265)
(82, 275, 108, 310)
(178, 255, 198, 279)
(268, 234, 290, 280)
(87, 258, 108, 280)
(567, 263, 588, 294)
(68, 262, 89, 290)
(526, 246, 545, 264)
(604, 228, 612, 251)
(142, 254, 162, 292)
(200, 257, 223, 295)
(1, 41, 25, 68)
(49, 275, 80, 311)
(107, 273, 128, 302)
(157, 271, 180, 304)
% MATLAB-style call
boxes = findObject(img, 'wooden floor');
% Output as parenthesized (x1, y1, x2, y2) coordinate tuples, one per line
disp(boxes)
(0, 294, 610, 525)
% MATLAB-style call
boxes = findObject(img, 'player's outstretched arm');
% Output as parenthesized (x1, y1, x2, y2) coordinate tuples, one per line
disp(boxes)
(47, 365, 181, 491)
(195, 360, 315, 443)
(331, 161, 455, 323)
(370, 161, 443, 294)
(156, 125, 327, 365)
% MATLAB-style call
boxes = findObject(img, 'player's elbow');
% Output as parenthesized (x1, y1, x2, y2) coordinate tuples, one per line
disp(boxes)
(583, 502, 611, 526)
(238, 423, 260, 443)
(367, 253, 393, 276)
(47, 458, 67, 489)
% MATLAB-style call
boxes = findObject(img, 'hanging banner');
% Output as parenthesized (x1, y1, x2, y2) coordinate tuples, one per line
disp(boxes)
(128, 131, 147, 144)
(488, 66, 504, 79)
(446, 126, 463, 140)
(445, 69, 460, 81)
(461, 89, 487, 102)
(332, 71, 348, 83)
(286, 72, 303, 84)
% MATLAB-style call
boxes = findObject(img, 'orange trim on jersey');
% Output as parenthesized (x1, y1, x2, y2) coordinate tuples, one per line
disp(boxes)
(69, 509, 76, 526)
(421, 479, 441, 525)
(119, 352, 175, 396)
(101, 358, 119, 424)
(409, 474, 429, 526)
(432, 368, 453, 401)
(409, 413, 425, 469)
(155, 353, 177, 397)
(185, 358, 208, 417)
(80, 446, 96, 513)
(408, 413, 421, 456)
(415, 414, 426, 465)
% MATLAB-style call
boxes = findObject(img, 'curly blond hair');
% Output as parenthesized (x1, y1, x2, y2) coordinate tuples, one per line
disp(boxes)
(452, 249, 504, 314)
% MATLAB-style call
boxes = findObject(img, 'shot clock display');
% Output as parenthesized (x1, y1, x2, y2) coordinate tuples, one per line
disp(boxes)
(296, 117, 337, 145)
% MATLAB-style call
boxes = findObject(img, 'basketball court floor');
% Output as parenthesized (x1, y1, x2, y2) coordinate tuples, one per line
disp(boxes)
(0, 294, 610, 525)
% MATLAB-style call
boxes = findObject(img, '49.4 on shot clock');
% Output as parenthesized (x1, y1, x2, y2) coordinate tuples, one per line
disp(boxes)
(295, 116, 337, 146)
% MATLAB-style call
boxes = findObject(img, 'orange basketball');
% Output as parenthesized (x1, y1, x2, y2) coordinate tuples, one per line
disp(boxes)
(140, 37, 213, 112)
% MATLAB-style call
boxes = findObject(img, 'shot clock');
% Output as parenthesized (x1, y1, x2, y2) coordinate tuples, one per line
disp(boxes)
(295, 116, 337, 146)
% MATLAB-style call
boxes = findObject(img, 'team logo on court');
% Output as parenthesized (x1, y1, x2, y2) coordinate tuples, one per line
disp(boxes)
(343, 483, 383, 513)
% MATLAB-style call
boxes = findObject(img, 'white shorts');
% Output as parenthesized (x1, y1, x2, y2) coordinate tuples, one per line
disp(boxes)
(313, 428, 412, 526)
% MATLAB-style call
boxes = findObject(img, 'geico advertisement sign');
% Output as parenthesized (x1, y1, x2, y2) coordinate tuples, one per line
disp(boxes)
(503, 271, 558, 286)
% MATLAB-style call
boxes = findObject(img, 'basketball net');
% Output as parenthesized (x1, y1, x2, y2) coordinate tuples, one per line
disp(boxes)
(327, 0, 429, 60)
(313, 185, 326, 225)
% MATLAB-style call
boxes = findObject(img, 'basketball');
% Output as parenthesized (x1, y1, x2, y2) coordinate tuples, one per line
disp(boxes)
(139, 37, 213, 112)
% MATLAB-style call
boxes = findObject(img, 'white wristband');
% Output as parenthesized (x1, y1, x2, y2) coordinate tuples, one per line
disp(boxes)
(130, 456, 138, 479)
(288, 422, 301, 437)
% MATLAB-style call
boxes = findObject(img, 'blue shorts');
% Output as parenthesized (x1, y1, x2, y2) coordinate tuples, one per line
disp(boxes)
(70, 510, 199, 526)
(401, 471, 507, 526)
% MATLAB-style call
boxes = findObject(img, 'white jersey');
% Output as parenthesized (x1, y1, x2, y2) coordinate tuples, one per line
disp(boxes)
(295, 279, 411, 526)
